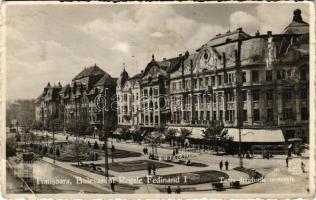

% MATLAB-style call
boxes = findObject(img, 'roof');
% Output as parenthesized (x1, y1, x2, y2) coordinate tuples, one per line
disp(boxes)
(129, 73, 142, 80)
(72, 64, 107, 81)
(95, 74, 116, 86)
(283, 9, 309, 34)
(205, 28, 250, 47)
(223, 128, 285, 143)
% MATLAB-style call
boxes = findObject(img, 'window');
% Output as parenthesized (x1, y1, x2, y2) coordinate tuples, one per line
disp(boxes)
(267, 109, 273, 121)
(243, 110, 247, 121)
(218, 75, 222, 86)
(301, 107, 308, 120)
(200, 78, 204, 87)
(206, 111, 210, 120)
(301, 89, 307, 99)
(283, 108, 292, 120)
(266, 70, 272, 81)
(253, 109, 260, 121)
(227, 73, 234, 83)
(283, 89, 292, 99)
(172, 82, 176, 91)
(143, 89, 148, 96)
(225, 110, 234, 122)
(266, 90, 273, 100)
(242, 72, 247, 83)
(213, 111, 217, 120)
(194, 79, 198, 89)
(205, 77, 209, 86)
(226, 91, 234, 102)
(242, 91, 247, 101)
(252, 71, 259, 82)
(252, 90, 260, 101)
(185, 80, 191, 89)
(211, 76, 216, 86)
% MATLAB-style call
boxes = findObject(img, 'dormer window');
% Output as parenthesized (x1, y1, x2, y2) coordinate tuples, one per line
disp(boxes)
(204, 52, 208, 60)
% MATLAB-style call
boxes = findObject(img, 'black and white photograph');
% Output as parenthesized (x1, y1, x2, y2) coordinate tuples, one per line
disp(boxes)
(2, 1, 315, 198)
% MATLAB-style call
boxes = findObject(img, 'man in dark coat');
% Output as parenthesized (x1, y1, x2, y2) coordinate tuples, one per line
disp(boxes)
(219, 160, 223, 170)
(167, 186, 172, 194)
(225, 160, 229, 170)
(147, 165, 151, 175)
(152, 164, 156, 175)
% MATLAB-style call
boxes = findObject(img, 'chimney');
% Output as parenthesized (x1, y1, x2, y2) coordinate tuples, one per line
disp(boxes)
(179, 53, 182, 57)
(267, 31, 272, 36)
(255, 30, 260, 36)
(141, 70, 144, 74)
(163, 58, 167, 61)
(237, 27, 243, 31)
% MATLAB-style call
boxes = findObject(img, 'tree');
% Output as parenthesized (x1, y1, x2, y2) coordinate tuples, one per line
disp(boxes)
(164, 128, 178, 144)
(179, 128, 192, 142)
(120, 128, 131, 141)
(6, 137, 17, 158)
(132, 129, 144, 144)
(202, 120, 224, 154)
(145, 131, 164, 156)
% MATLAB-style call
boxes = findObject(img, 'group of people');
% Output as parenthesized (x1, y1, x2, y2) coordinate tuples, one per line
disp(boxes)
(219, 160, 229, 171)
(167, 186, 181, 194)
(147, 164, 157, 175)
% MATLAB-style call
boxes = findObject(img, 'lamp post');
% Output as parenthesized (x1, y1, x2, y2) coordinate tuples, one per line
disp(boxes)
(102, 90, 110, 180)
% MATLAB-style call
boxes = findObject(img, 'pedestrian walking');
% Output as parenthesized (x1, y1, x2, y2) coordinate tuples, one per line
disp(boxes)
(147, 165, 152, 175)
(225, 160, 229, 170)
(152, 164, 156, 175)
(219, 160, 223, 171)
(172, 150, 176, 156)
(143, 147, 146, 155)
(175, 186, 181, 194)
(175, 148, 179, 154)
(167, 186, 172, 194)
(286, 157, 289, 167)
(110, 181, 115, 192)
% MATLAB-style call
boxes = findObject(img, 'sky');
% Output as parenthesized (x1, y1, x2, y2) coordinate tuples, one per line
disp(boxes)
(5, 2, 310, 100)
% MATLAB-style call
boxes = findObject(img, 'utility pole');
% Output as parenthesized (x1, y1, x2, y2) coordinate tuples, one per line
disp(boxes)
(52, 122, 55, 164)
(75, 97, 80, 166)
(103, 90, 110, 180)
(236, 41, 244, 168)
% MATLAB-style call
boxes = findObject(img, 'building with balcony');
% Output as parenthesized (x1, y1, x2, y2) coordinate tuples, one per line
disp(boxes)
(116, 67, 142, 130)
(116, 9, 309, 142)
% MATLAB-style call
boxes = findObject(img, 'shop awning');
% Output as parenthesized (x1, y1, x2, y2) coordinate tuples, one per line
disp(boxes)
(168, 126, 205, 139)
(223, 128, 285, 143)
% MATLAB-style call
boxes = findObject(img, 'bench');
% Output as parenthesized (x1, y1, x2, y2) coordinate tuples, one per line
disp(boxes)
(212, 182, 224, 191)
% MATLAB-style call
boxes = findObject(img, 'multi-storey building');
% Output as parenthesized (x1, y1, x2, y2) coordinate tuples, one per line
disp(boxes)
(35, 82, 62, 128)
(35, 64, 117, 132)
(116, 67, 142, 130)
(116, 9, 309, 142)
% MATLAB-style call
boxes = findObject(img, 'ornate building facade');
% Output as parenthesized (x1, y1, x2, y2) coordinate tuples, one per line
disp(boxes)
(116, 9, 309, 142)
